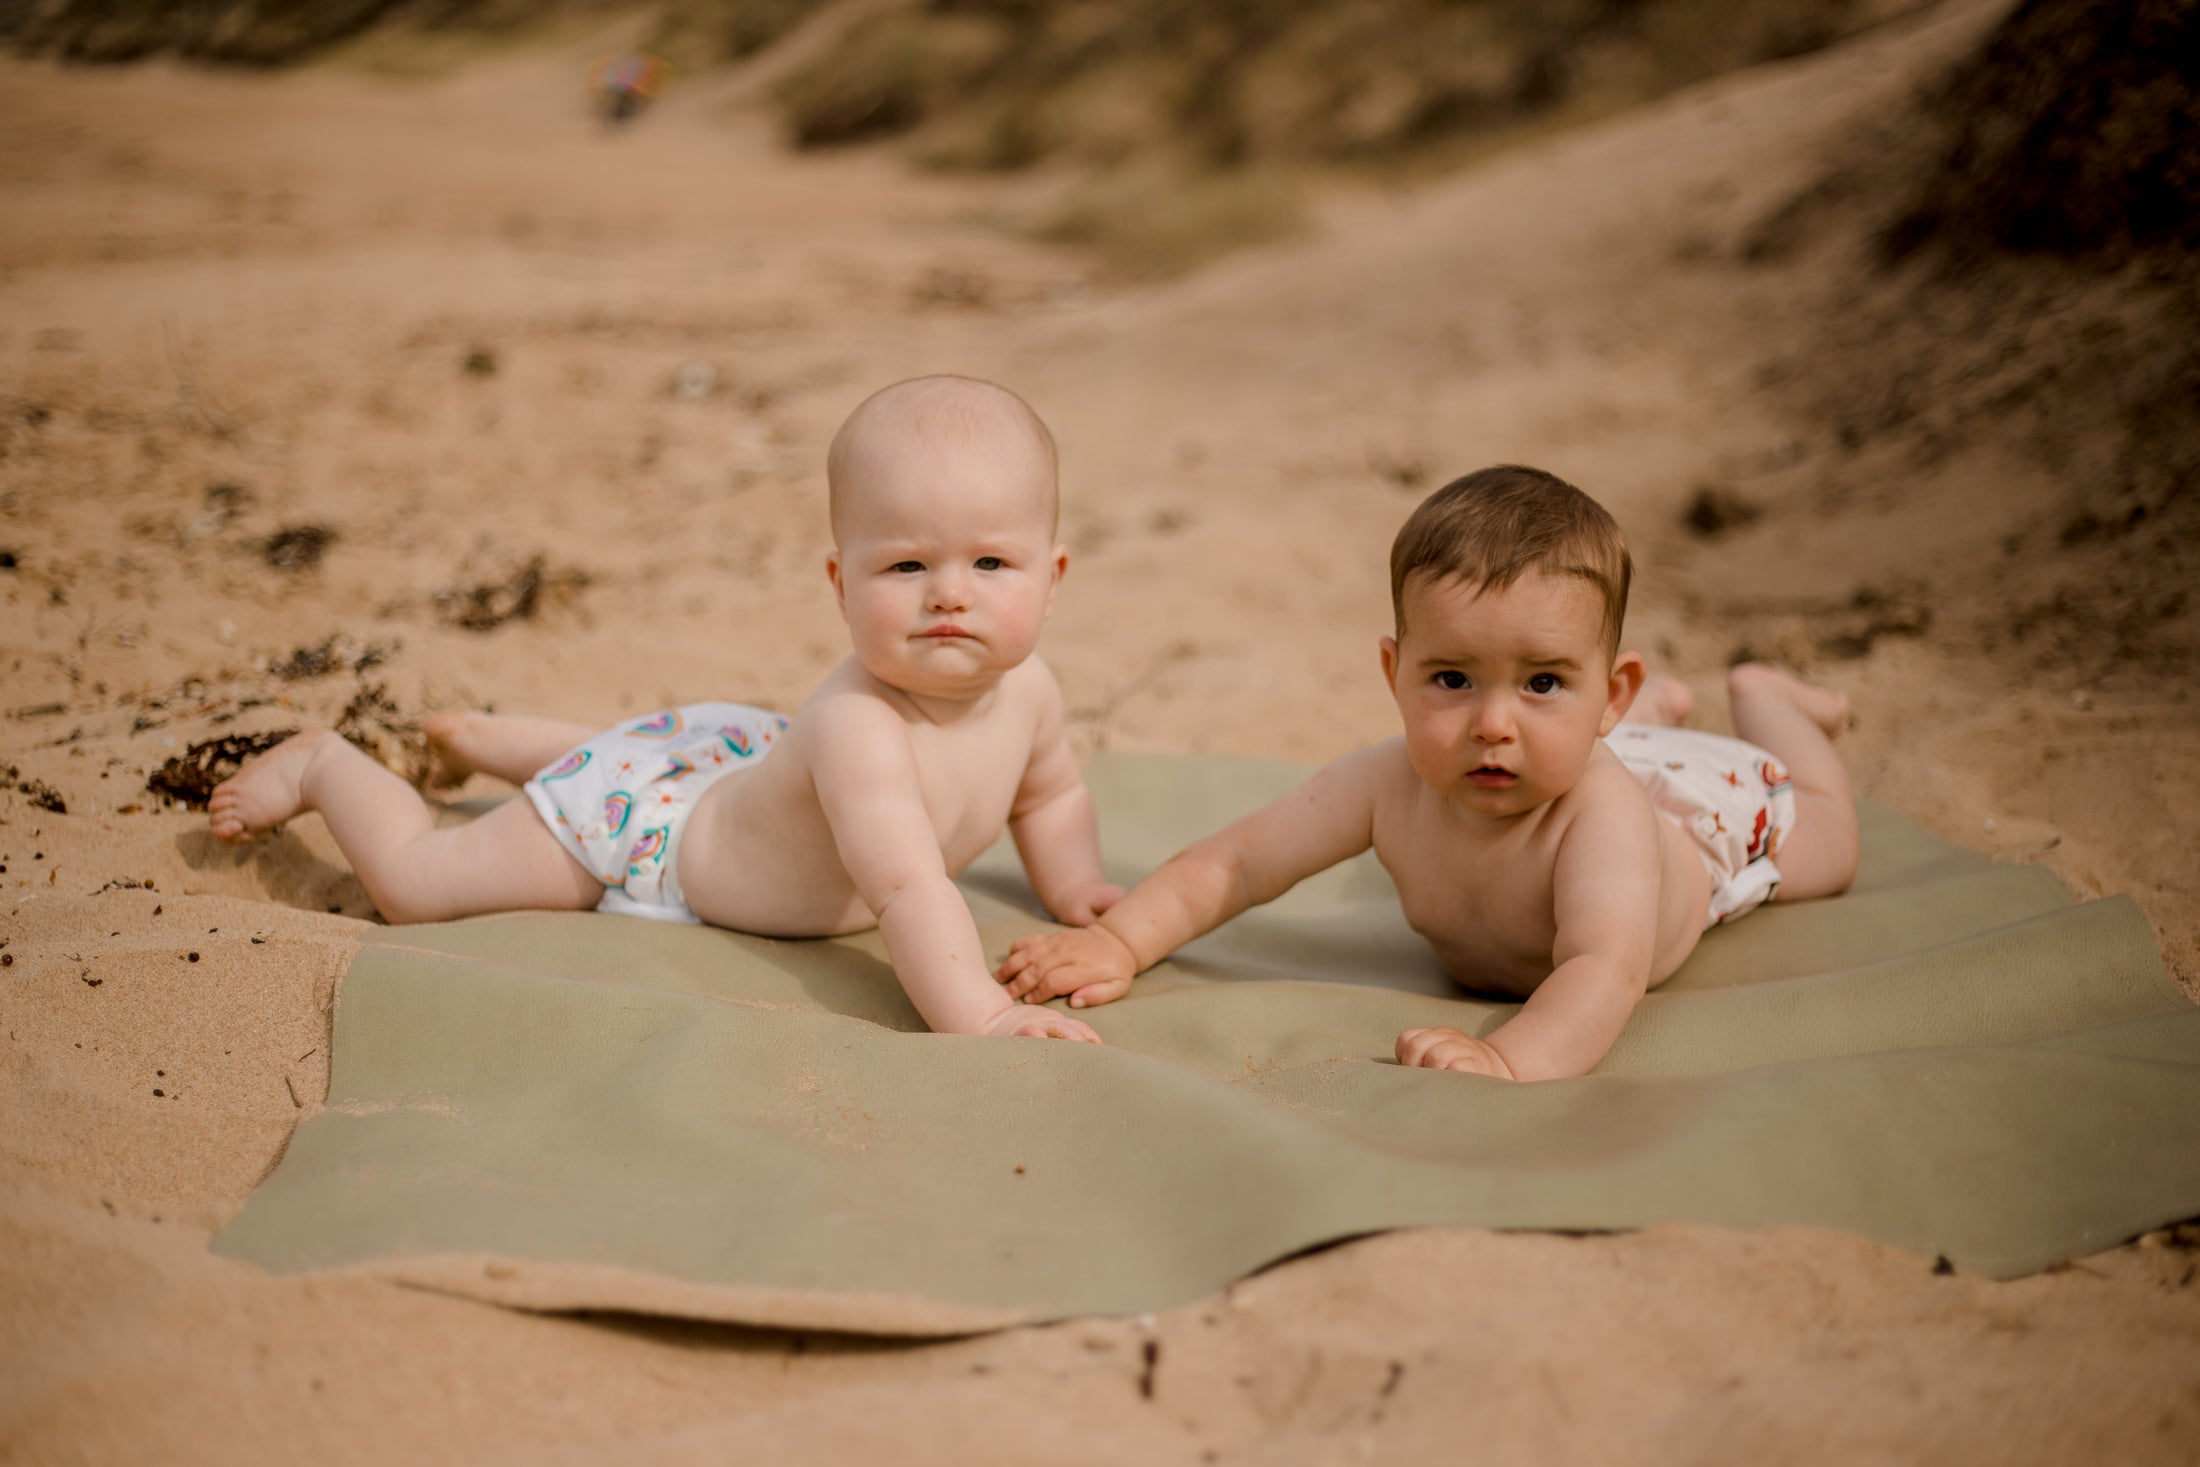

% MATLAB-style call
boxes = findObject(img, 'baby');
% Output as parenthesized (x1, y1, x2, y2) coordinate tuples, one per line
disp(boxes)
(211, 375, 1122, 1044)
(996, 464, 1859, 1080)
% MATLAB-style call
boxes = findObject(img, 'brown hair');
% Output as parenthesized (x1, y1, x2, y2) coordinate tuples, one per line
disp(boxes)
(1389, 465, 1631, 654)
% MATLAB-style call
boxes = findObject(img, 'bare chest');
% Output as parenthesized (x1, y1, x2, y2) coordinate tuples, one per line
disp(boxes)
(1373, 797, 1561, 993)
(903, 719, 1032, 872)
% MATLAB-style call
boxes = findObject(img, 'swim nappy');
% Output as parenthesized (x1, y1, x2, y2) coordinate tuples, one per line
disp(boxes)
(523, 702, 790, 923)
(1605, 723, 1797, 927)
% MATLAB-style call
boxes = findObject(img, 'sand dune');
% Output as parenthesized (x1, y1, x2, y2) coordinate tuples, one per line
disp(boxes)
(4, 0, 2197, 1459)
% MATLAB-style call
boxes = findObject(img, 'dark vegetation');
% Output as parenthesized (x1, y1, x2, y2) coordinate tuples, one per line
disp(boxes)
(755, 0, 1912, 272)
(8, 0, 1917, 274)
(1749, 0, 2199, 672)
(760, 0, 1893, 163)
(0, 0, 580, 66)
(1880, 0, 2200, 265)
(146, 730, 295, 807)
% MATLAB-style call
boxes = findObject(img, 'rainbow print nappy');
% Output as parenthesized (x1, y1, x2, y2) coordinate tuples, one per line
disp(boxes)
(522, 702, 790, 922)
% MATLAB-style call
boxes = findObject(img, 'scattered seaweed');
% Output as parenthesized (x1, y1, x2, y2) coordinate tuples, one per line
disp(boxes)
(264, 524, 336, 571)
(269, 635, 395, 681)
(1682, 485, 1765, 538)
(4, 764, 68, 813)
(335, 681, 431, 786)
(146, 730, 298, 808)
(434, 554, 588, 632)
(203, 480, 255, 524)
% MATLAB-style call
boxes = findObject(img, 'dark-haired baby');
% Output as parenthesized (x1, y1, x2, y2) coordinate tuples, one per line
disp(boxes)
(997, 465, 1859, 1081)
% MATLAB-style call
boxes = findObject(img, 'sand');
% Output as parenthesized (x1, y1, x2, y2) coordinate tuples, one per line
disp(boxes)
(4, 0, 2197, 1459)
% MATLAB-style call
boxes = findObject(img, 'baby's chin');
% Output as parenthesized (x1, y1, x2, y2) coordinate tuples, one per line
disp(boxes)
(863, 644, 1027, 699)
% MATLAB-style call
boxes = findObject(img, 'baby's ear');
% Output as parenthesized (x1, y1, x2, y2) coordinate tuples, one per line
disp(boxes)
(1040, 544, 1069, 616)
(1378, 635, 1400, 692)
(825, 552, 846, 614)
(1600, 651, 1647, 735)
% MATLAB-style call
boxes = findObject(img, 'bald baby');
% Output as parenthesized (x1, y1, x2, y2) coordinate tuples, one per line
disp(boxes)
(212, 372, 1121, 1047)
(827, 374, 1059, 544)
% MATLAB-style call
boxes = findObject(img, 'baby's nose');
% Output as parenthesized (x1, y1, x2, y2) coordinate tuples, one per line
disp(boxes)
(927, 570, 973, 610)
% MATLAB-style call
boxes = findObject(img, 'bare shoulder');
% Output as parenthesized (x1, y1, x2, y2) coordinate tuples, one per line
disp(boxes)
(999, 652, 1064, 714)
(1335, 737, 1421, 815)
(1552, 745, 1661, 848)
(793, 671, 912, 756)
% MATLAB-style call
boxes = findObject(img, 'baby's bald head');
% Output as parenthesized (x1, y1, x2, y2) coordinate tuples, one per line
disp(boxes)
(827, 375, 1059, 544)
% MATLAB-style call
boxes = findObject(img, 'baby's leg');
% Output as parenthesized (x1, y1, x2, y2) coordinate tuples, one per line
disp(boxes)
(210, 728, 602, 922)
(1618, 669, 1695, 727)
(423, 710, 600, 788)
(1727, 664, 1858, 901)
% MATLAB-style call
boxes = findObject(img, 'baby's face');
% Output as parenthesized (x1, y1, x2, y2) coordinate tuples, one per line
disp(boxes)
(829, 440, 1064, 702)
(1381, 570, 1623, 815)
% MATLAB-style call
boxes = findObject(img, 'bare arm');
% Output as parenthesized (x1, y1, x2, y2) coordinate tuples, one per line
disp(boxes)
(1399, 779, 1663, 1081)
(810, 695, 1097, 1043)
(1006, 671, 1123, 926)
(997, 744, 1388, 1005)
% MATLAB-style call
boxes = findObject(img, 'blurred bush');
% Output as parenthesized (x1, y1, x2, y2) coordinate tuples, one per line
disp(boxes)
(1881, 0, 2200, 263)
(0, 0, 642, 66)
(760, 0, 1894, 167)
(1, 0, 408, 64)
(4, 0, 1919, 274)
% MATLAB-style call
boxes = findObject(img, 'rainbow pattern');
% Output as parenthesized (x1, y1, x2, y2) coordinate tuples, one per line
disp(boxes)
(660, 753, 696, 781)
(720, 726, 753, 758)
(629, 710, 684, 739)
(539, 749, 591, 781)
(603, 790, 633, 837)
(627, 826, 669, 871)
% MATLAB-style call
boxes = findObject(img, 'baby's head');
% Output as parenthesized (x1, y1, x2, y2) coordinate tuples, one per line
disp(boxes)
(825, 375, 1067, 700)
(1381, 466, 1644, 812)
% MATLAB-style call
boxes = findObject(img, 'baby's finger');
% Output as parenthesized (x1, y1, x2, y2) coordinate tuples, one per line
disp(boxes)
(1067, 978, 1125, 1009)
(1395, 1026, 1450, 1069)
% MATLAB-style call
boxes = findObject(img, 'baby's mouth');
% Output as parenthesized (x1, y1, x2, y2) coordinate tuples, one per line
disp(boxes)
(920, 624, 974, 640)
(1466, 766, 1517, 788)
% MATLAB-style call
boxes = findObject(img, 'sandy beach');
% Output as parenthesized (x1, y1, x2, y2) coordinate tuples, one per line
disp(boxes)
(4, 0, 2198, 1459)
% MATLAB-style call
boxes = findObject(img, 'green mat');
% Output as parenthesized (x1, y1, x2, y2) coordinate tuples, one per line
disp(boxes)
(214, 756, 2200, 1334)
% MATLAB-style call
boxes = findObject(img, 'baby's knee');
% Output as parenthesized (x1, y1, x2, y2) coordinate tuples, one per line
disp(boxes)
(1726, 662, 1776, 702)
(421, 709, 478, 746)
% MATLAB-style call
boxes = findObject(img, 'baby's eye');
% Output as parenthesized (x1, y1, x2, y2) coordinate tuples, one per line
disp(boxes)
(891, 560, 925, 574)
(974, 556, 1005, 571)
(1527, 673, 1563, 694)
(1434, 670, 1469, 691)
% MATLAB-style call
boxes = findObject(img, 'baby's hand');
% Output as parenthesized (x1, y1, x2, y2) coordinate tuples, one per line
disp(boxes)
(1050, 882, 1127, 927)
(1396, 1025, 1517, 1081)
(983, 1003, 1103, 1044)
(995, 926, 1137, 1009)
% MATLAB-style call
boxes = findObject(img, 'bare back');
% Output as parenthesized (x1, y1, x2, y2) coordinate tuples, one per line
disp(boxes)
(674, 655, 1055, 937)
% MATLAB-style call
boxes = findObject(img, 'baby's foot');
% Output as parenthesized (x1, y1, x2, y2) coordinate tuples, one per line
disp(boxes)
(209, 728, 330, 842)
(420, 710, 479, 790)
(1636, 671, 1696, 727)
(1728, 663, 1851, 739)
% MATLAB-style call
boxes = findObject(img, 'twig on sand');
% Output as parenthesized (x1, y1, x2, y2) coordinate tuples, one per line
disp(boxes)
(1069, 642, 1199, 752)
